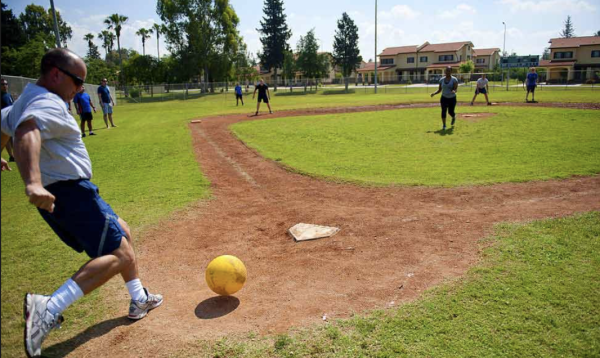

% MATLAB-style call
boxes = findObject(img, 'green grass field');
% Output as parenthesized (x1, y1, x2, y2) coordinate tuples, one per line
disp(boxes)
(232, 107, 600, 186)
(199, 212, 600, 357)
(1, 89, 599, 357)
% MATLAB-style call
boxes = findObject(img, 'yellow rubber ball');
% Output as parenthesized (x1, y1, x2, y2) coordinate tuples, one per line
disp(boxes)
(205, 255, 247, 296)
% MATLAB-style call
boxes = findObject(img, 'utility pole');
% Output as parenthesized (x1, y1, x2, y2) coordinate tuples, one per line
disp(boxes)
(503, 22, 508, 91)
(374, 0, 378, 93)
(50, 0, 61, 48)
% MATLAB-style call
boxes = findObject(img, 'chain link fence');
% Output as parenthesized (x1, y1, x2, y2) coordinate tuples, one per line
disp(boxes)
(1, 75, 117, 112)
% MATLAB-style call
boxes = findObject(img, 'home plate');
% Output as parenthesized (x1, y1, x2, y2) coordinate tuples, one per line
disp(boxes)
(289, 223, 340, 242)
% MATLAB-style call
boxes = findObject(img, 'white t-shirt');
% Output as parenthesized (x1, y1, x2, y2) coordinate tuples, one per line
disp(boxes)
(476, 78, 489, 89)
(1, 83, 92, 187)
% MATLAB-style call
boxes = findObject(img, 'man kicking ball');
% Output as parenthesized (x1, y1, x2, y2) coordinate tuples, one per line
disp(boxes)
(253, 79, 272, 115)
(471, 73, 491, 106)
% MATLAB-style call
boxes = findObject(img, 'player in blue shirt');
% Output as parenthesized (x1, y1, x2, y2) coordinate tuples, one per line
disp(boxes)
(74, 86, 97, 137)
(234, 83, 244, 106)
(97, 79, 116, 128)
(526, 67, 538, 103)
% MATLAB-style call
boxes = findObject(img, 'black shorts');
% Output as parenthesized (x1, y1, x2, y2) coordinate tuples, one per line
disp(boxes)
(258, 94, 269, 103)
(475, 87, 487, 94)
(81, 112, 93, 121)
(527, 85, 536, 92)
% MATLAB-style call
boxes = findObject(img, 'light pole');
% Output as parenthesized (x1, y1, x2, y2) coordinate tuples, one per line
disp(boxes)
(374, 0, 378, 93)
(49, 0, 61, 48)
(502, 22, 507, 90)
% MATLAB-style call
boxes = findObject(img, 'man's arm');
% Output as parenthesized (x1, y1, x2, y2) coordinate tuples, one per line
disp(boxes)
(89, 97, 96, 112)
(13, 119, 55, 212)
(1, 132, 12, 171)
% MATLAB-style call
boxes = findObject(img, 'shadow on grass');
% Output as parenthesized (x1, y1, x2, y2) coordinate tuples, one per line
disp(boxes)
(195, 296, 240, 319)
(44, 316, 133, 357)
(428, 127, 455, 136)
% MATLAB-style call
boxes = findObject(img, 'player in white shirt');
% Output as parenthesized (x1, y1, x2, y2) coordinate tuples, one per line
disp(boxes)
(471, 73, 491, 106)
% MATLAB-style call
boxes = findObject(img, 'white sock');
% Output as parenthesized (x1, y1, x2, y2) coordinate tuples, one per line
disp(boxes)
(47, 279, 84, 316)
(126, 279, 147, 302)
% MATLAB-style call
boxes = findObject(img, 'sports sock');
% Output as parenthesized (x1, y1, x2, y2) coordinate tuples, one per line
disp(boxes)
(126, 279, 148, 302)
(47, 279, 84, 315)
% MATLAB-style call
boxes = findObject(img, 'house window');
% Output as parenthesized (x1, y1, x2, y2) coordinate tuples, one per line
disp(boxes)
(467, 55, 471, 60)
(407, 57, 415, 63)
(381, 58, 394, 65)
(476, 58, 485, 64)
(592, 50, 600, 58)
(420, 56, 428, 62)
(438, 55, 454, 62)
(553, 51, 573, 59)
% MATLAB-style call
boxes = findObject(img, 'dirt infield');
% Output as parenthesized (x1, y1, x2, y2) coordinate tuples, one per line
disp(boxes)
(63, 103, 600, 357)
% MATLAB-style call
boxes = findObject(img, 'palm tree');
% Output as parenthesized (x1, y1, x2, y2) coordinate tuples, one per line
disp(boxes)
(98, 30, 115, 58)
(151, 23, 164, 59)
(136, 28, 152, 56)
(84, 33, 95, 54)
(104, 13, 128, 81)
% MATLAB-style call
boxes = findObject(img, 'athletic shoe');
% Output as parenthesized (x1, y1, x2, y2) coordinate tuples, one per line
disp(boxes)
(24, 293, 64, 358)
(255, 112, 258, 116)
(89, 132, 96, 136)
(128, 288, 163, 320)
(470, 102, 473, 106)
(82, 133, 86, 138)
(487, 102, 492, 106)
(442, 125, 446, 131)
(269, 111, 273, 114)
(451, 117, 456, 126)
(8, 156, 15, 162)
(111, 125, 118, 128)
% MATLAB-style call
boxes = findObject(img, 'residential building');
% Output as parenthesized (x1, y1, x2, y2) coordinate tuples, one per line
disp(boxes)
(540, 36, 600, 83)
(473, 48, 501, 71)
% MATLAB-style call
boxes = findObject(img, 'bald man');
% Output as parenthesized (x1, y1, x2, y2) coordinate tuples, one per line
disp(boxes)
(0, 48, 162, 358)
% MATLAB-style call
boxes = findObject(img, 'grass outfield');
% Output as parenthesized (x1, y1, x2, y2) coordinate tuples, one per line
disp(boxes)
(232, 107, 600, 186)
(1, 90, 598, 356)
(199, 212, 600, 357)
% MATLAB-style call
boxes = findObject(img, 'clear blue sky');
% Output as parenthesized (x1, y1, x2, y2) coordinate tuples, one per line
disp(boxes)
(4, 0, 600, 62)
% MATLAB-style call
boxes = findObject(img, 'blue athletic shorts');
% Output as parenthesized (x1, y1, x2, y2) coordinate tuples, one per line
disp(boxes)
(38, 179, 125, 258)
(527, 84, 536, 92)
(476, 87, 487, 94)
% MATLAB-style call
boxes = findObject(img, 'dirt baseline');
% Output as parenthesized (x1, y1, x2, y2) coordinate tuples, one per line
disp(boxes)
(66, 103, 600, 357)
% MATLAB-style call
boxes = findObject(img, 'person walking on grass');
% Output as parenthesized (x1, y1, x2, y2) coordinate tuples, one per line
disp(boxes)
(97, 78, 117, 128)
(1, 78, 16, 162)
(430, 66, 459, 131)
(253, 79, 272, 115)
(235, 83, 244, 106)
(471, 73, 491, 106)
(0, 48, 162, 358)
(73, 86, 97, 137)
(525, 67, 538, 103)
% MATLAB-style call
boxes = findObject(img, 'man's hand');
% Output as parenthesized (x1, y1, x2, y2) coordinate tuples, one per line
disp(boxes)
(25, 183, 55, 213)
(1, 158, 11, 171)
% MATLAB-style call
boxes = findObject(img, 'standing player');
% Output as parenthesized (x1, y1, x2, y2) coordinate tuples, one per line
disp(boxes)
(97, 78, 117, 128)
(0, 48, 162, 358)
(1, 78, 16, 162)
(74, 86, 97, 137)
(471, 73, 491, 106)
(234, 83, 244, 106)
(252, 79, 272, 115)
(430, 66, 459, 131)
(525, 67, 538, 103)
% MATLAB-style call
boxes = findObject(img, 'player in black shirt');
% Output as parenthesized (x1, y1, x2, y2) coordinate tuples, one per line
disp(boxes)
(252, 79, 273, 115)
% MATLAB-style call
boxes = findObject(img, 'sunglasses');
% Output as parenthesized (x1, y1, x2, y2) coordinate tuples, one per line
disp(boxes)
(55, 66, 84, 87)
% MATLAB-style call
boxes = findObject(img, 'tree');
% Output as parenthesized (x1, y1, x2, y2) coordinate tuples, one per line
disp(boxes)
(157, 0, 241, 89)
(542, 47, 551, 60)
(151, 23, 165, 59)
(1, 3, 26, 50)
(98, 30, 115, 58)
(136, 28, 152, 56)
(560, 15, 575, 38)
(296, 29, 329, 89)
(282, 50, 296, 85)
(19, 4, 72, 48)
(332, 12, 362, 91)
(257, 0, 292, 91)
(595, 30, 600, 36)
(83, 33, 101, 60)
(105, 13, 129, 83)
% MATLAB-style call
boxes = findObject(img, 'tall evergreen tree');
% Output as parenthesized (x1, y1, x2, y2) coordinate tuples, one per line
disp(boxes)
(296, 29, 329, 88)
(257, 0, 292, 91)
(332, 12, 362, 91)
(560, 15, 575, 38)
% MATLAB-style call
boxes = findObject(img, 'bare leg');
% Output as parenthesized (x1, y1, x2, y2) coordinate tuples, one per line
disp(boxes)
(471, 92, 477, 104)
(6, 140, 14, 160)
(103, 114, 109, 128)
(108, 113, 116, 127)
(80, 119, 86, 135)
(255, 101, 261, 115)
(484, 93, 490, 104)
(87, 120, 93, 133)
(266, 102, 272, 113)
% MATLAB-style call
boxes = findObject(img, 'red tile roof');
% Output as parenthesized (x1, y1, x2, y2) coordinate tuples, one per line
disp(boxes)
(549, 36, 600, 49)
(356, 62, 396, 72)
(379, 45, 418, 56)
(420, 41, 472, 53)
(539, 60, 576, 67)
(473, 48, 500, 56)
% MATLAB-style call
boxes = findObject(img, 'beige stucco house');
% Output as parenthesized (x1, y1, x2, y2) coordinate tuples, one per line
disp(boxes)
(539, 36, 600, 83)
(473, 48, 501, 71)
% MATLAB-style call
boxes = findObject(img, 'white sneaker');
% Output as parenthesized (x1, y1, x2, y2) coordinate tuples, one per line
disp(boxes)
(128, 288, 163, 320)
(24, 293, 63, 358)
